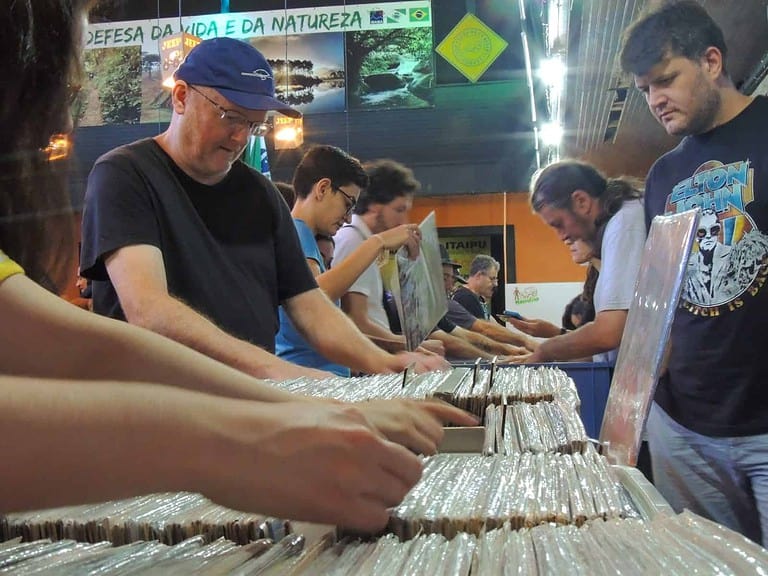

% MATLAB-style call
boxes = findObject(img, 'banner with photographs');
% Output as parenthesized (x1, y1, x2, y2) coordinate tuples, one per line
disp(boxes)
(383, 212, 447, 351)
(80, 1, 433, 127)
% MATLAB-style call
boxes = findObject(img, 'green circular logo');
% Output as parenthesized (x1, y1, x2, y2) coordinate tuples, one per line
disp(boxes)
(451, 28, 492, 67)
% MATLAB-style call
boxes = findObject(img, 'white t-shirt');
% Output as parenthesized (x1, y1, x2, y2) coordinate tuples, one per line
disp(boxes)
(592, 198, 646, 363)
(332, 215, 391, 330)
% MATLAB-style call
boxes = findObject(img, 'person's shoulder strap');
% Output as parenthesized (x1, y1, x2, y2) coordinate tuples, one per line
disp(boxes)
(340, 223, 367, 240)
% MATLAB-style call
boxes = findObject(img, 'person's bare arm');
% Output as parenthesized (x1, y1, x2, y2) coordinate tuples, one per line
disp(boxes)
(1, 274, 470, 455)
(284, 288, 401, 374)
(524, 309, 627, 363)
(284, 289, 450, 374)
(0, 375, 422, 532)
(341, 290, 407, 342)
(453, 326, 529, 357)
(429, 328, 494, 360)
(472, 318, 537, 350)
(366, 333, 408, 352)
(0, 273, 304, 401)
(312, 225, 416, 301)
(105, 244, 328, 381)
(505, 316, 562, 338)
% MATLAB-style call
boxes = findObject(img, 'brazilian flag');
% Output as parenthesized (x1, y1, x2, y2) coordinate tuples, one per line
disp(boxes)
(409, 7, 429, 22)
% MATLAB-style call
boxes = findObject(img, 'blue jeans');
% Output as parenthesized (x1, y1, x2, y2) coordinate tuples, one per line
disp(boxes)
(648, 402, 768, 546)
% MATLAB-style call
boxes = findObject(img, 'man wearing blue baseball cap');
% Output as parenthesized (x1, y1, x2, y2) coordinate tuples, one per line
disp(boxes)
(80, 37, 451, 382)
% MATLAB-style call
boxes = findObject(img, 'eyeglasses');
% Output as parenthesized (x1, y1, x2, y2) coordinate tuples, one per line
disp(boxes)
(696, 224, 721, 239)
(189, 85, 272, 136)
(333, 186, 357, 216)
(484, 272, 499, 284)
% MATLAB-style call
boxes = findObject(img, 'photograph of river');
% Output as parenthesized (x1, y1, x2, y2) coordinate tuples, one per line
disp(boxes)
(346, 27, 434, 110)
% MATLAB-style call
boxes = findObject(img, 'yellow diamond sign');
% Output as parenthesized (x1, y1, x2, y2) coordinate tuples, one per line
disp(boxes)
(436, 13, 508, 83)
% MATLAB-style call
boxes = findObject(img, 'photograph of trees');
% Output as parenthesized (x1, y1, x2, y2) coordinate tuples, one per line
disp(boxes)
(346, 27, 434, 110)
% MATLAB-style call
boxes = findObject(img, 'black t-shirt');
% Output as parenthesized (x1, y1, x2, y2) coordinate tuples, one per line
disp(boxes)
(80, 138, 316, 352)
(645, 96, 768, 437)
(436, 314, 457, 333)
(445, 299, 479, 329)
(452, 286, 488, 320)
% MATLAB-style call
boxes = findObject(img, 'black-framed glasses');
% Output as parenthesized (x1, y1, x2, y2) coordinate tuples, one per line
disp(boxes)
(697, 224, 721, 238)
(188, 85, 272, 136)
(333, 186, 357, 216)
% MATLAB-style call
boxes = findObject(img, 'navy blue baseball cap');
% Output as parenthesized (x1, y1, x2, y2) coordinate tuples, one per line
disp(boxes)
(174, 37, 301, 118)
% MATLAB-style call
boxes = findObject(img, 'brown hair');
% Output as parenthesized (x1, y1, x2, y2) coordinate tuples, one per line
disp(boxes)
(0, 0, 90, 289)
(530, 160, 643, 257)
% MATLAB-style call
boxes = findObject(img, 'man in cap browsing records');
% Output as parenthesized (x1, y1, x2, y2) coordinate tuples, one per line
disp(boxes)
(80, 37, 457, 382)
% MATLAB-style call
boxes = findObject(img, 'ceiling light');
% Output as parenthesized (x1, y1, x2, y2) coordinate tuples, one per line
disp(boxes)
(540, 122, 563, 147)
(539, 56, 565, 91)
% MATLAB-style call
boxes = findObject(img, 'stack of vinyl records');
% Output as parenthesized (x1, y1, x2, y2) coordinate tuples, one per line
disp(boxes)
(275, 365, 591, 456)
(0, 533, 308, 575)
(4, 512, 767, 574)
(386, 447, 634, 540)
(483, 400, 588, 455)
(0, 492, 288, 546)
(271, 365, 580, 420)
(435, 365, 580, 419)
(292, 511, 768, 575)
(271, 370, 457, 401)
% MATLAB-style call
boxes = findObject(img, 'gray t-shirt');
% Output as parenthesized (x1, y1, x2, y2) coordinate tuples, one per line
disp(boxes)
(592, 198, 646, 363)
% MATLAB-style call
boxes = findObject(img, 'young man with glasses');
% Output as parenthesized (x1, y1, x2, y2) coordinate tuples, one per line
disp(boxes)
(80, 38, 449, 381)
(276, 145, 443, 375)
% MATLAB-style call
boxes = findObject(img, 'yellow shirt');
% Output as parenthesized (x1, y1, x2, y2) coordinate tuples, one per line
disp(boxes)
(0, 250, 24, 283)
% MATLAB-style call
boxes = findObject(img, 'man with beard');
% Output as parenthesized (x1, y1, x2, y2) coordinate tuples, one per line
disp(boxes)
(524, 160, 646, 364)
(621, 1, 768, 545)
(333, 159, 445, 357)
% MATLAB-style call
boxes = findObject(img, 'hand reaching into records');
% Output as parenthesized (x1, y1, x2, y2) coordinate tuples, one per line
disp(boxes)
(354, 398, 479, 455)
(497, 351, 533, 364)
(207, 399, 423, 532)
(392, 350, 451, 373)
(418, 338, 446, 357)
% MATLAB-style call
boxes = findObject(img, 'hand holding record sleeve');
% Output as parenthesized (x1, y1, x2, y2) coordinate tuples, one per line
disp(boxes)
(378, 223, 422, 255)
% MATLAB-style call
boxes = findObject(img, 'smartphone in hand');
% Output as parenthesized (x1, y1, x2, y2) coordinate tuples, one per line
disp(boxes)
(503, 310, 525, 320)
